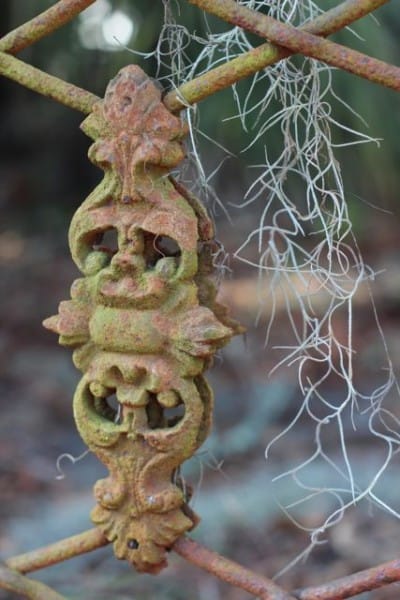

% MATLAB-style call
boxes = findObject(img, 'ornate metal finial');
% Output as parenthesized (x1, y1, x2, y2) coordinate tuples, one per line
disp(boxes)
(44, 65, 242, 574)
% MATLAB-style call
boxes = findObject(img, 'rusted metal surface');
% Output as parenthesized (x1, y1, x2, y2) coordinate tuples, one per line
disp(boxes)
(44, 65, 242, 574)
(294, 557, 400, 599)
(7, 526, 400, 600)
(0, 564, 66, 600)
(0, 51, 99, 114)
(0, 0, 96, 55)
(187, 0, 400, 93)
(0, 2, 390, 117)
(6, 529, 108, 575)
(305, 0, 390, 38)
(0, 0, 100, 115)
(164, 0, 392, 111)
(173, 537, 297, 600)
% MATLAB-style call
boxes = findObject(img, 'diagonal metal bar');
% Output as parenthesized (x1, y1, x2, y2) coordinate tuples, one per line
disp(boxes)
(6, 527, 400, 599)
(294, 557, 400, 599)
(186, 0, 400, 91)
(0, 50, 98, 113)
(0, 0, 96, 55)
(307, 0, 390, 35)
(6, 528, 109, 574)
(0, 564, 66, 600)
(163, 0, 394, 109)
(0, 0, 395, 114)
(173, 537, 297, 600)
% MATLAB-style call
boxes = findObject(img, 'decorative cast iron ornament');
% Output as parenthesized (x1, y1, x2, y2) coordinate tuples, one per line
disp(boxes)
(44, 65, 243, 574)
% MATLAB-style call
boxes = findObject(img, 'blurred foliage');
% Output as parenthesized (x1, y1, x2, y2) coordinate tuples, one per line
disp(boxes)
(0, 1, 399, 238)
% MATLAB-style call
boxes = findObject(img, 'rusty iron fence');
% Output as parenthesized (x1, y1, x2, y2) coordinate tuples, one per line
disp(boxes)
(1, 1, 400, 599)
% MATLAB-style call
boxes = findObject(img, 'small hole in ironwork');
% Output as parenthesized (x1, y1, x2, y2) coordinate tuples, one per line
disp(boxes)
(92, 228, 119, 255)
(155, 235, 180, 257)
(146, 393, 164, 429)
(94, 393, 121, 424)
(127, 539, 139, 550)
(164, 404, 184, 427)
(146, 394, 184, 429)
(122, 95, 132, 108)
(142, 231, 181, 269)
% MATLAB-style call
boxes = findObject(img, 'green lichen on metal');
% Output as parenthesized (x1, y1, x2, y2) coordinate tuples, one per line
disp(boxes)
(44, 65, 242, 574)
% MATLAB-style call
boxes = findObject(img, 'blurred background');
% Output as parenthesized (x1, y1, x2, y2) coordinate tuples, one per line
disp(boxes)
(1, 1, 400, 598)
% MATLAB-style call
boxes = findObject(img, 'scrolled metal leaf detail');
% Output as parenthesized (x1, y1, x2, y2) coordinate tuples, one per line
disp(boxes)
(44, 65, 242, 574)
